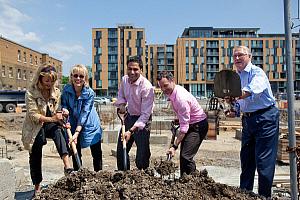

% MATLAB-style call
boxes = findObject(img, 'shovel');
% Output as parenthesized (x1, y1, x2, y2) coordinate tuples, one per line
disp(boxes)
(117, 108, 128, 171)
(64, 117, 81, 169)
(167, 119, 180, 161)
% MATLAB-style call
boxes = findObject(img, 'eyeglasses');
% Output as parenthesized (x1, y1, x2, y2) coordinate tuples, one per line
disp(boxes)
(233, 53, 248, 58)
(73, 74, 85, 79)
(41, 65, 56, 73)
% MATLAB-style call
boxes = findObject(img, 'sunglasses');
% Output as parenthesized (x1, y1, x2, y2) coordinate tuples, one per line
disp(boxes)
(73, 74, 85, 79)
(41, 65, 56, 73)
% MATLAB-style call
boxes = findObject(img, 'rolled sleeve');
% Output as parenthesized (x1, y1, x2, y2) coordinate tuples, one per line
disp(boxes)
(177, 101, 191, 134)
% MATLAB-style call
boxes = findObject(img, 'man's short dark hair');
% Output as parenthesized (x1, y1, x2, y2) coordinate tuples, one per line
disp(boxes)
(157, 71, 174, 81)
(127, 55, 143, 69)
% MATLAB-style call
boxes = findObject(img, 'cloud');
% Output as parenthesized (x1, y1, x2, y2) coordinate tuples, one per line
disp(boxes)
(40, 42, 86, 62)
(0, 1, 41, 43)
(58, 26, 66, 31)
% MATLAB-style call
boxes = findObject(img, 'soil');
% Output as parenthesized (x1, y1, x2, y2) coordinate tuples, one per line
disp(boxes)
(0, 106, 292, 200)
(34, 168, 266, 200)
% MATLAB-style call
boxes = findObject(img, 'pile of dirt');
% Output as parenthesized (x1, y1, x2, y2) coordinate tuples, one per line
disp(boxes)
(34, 168, 266, 200)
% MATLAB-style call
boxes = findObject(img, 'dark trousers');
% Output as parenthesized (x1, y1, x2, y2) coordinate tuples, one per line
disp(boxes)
(240, 106, 279, 198)
(117, 114, 151, 170)
(72, 140, 102, 172)
(29, 123, 69, 185)
(180, 119, 208, 176)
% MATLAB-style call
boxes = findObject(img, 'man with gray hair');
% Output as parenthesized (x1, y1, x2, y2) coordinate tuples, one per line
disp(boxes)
(229, 46, 279, 198)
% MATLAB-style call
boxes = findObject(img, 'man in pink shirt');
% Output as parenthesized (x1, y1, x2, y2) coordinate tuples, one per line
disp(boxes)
(157, 71, 208, 176)
(114, 56, 154, 170)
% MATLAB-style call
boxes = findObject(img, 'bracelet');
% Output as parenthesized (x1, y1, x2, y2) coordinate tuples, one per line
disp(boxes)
(172, 144, 178, 150)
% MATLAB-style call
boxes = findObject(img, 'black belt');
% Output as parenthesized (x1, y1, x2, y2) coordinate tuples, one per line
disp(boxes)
(190, 118, 207, 128)
(243, 105, 274, 117)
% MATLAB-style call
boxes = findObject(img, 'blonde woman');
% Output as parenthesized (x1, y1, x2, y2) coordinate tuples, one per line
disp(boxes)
(61, 64, 102, 171)
(22, 64, 73, 195)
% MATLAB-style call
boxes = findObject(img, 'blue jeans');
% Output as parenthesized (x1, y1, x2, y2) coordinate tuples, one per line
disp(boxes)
(240, 106, 279, 198)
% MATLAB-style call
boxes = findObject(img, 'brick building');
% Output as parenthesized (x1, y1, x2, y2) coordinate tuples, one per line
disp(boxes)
(0, 36, 62, 90)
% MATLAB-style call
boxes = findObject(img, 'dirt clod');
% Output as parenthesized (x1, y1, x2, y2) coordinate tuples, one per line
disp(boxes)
(34, 168, 266, 200)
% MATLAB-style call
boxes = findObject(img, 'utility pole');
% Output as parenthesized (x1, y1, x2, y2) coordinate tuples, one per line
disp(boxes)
(283, 0, 298, 199)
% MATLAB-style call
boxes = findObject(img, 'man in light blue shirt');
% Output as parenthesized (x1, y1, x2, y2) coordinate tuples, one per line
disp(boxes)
(233, 46, 279, 198)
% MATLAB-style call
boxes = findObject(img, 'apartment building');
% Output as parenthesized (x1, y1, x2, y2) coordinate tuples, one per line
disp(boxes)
(0, 36, 62, 90)
(92, 25, 146, 97)
(177, 27, 300, 97)
(92, 26, 300, 97)
(145, 44, 176, 86)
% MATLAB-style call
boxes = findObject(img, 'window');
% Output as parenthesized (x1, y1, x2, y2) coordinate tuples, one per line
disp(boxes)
(29, 71, 33, 81)
(97, 47, 102, 55)
(17, 50, 21, 61)
(23, 52, 26, 63)
(1, 65, 5, 77)
(35, 56, 38, 65)
(17, 69, 21, 79)
(30, 54, 33, 64)
(23, 70, 27, 80)
(8, 67, 13, 78)
(96, 31, 102, 39)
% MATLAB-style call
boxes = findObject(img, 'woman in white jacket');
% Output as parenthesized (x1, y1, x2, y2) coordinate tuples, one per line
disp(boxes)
(21, 64, 73, 195)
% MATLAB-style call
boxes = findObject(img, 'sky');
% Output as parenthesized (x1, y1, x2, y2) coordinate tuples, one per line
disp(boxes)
(0, 0, 298, 75)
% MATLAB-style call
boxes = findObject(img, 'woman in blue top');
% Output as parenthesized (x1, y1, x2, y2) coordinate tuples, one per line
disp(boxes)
(61, 64, 102, 171)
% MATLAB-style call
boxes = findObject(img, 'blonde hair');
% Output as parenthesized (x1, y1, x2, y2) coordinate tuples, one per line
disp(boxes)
(69, 64, 89, 87)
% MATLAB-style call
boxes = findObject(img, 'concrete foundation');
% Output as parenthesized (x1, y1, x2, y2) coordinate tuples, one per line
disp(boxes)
(0, 158, 15, 200)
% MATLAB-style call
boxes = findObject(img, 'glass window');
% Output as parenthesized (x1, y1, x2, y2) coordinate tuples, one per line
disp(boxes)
(9, 67, 13, 78)
(17, 69, 21, 79)
(17, 50, 21, 61)
(1, 65, 5, 77)
(185, 41, 189, 47)
(97, 48, 102, 55)
(23, 70, 27, 80)
(96, 31, 102, 39)
(186, 72, 189, 81)
(23, 52, 26, 63)
(244, 40, 249, 48)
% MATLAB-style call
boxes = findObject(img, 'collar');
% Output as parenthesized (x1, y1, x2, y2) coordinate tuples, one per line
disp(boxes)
(130, 75, 142, 86)
(238, 62, 252, 74)
(64, 83, 90, 99)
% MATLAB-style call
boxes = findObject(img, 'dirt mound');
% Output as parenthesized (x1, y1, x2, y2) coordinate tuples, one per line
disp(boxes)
(34, 168, 265, 200)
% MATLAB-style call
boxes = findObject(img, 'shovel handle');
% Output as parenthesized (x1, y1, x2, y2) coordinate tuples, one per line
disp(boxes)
(121, 124, 127, 170)
(66, 128, 81, 168)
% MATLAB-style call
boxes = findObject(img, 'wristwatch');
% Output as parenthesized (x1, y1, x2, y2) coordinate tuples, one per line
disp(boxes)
(172, 144, 178, 150)
(129, 129, 134, 134)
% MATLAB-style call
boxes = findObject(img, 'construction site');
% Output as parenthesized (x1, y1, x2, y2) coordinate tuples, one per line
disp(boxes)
(0, 97, 297, 200)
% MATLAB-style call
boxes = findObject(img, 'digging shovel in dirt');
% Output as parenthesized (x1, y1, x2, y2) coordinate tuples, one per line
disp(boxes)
(63, 117, 82, 169)
(167, 119, 180, 161)
(117, 108, 128, 171)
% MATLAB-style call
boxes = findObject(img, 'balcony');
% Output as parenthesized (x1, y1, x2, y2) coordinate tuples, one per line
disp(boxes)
(206, 59, 219, 64)
(206, 52, 219, 56)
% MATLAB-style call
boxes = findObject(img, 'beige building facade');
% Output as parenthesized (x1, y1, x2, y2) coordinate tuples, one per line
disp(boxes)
(92, 26, 300, 97)
(92, 25, 146, 97)
(0, 36, 62, 90)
